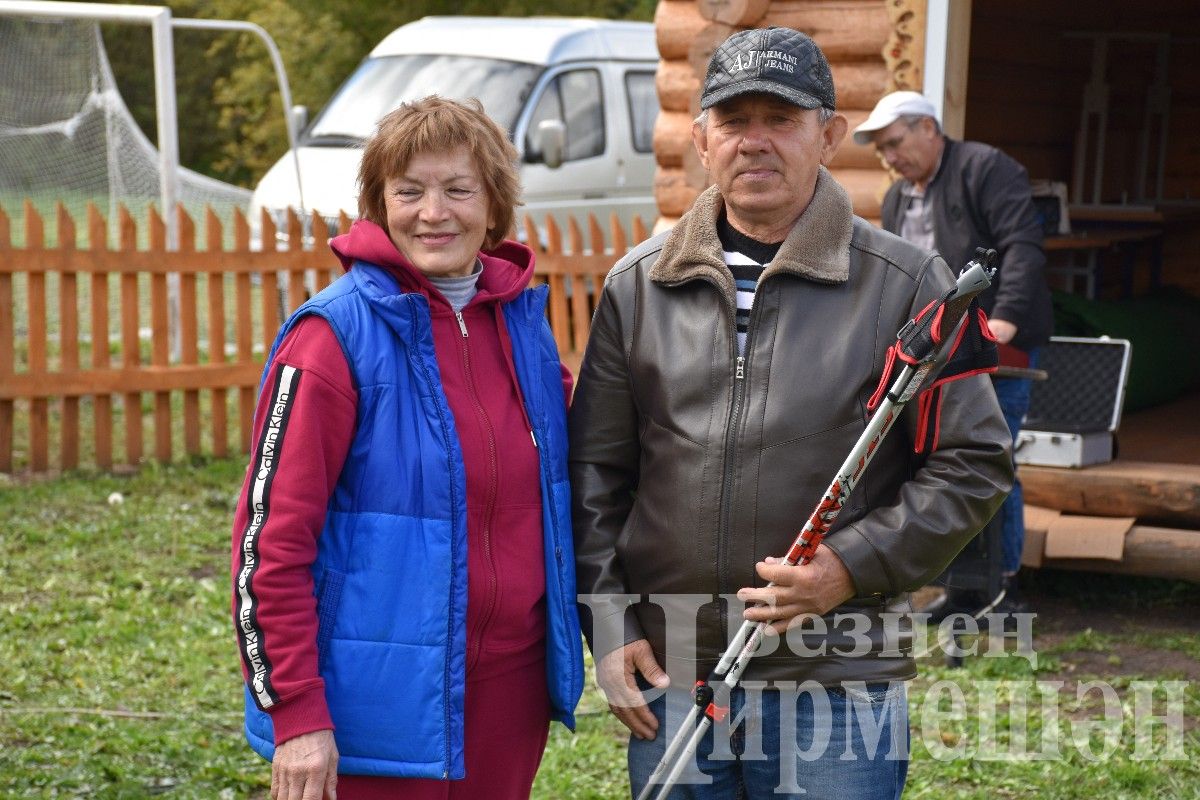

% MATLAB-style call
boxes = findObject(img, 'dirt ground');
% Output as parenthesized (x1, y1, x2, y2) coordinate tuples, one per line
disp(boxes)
(915, 569, 1200, 682)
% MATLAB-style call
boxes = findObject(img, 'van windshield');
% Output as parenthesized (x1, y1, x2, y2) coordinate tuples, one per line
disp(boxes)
(304, 55, 543, 144)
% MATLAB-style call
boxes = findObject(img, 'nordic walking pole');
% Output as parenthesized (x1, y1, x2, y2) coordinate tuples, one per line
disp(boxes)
(637, 248, 998, 800)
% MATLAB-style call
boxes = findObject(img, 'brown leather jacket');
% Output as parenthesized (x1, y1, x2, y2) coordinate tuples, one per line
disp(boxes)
(569, 167, 1014, 685)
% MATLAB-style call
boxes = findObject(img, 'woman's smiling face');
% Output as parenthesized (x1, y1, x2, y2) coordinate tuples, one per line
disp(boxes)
(384, 145, 495, 278)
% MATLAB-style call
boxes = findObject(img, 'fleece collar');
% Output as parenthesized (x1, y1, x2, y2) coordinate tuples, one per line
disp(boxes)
(649, 166, 853, 306)
(329, 219, 535, 308)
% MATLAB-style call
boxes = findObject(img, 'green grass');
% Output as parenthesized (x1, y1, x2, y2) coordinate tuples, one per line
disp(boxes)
(1, 460, 1197, 798)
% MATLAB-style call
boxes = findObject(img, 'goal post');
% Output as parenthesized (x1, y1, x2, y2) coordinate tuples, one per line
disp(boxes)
(2, 1, 182, 246)
(0, 0, 304, 248)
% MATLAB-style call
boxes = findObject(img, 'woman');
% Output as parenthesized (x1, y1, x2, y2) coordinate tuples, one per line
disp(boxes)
(231, 96, 583, 800)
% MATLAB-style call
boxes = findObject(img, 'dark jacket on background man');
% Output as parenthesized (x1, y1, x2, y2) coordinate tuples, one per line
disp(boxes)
(881, 137, 1054, 353)
(570, 167, 1014, 687)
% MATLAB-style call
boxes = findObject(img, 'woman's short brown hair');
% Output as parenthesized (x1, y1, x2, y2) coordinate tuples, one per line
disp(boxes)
(357, 96, 521, 250)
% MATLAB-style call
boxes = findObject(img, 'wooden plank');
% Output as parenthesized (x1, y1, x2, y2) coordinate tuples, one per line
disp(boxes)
(25, 202, 49, 472)
(588, 213, 606, 256)
(632, 216, 648, 246)
(1022, 461, 1200, 527)
(178, 207, 201, 456)
(149, 208, 171, 463)
(260, 269, 279, 360)
(57, 204, 80, 470)
(206, 208, 228, 459)
(88, 204, 112, 469)
(542, 216, 570, 353)
(0, 363, 262, 398)
(235, 209, 255, 453)
(0, 205, 12, 472)
(288, 269, 306, 315)
(566, 217, 590, 355)
(119, 206, 142, 465)
(611, 213, 627, 255)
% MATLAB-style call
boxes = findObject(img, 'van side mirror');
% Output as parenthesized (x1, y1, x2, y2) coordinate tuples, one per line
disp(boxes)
(289, 105, 309, 138)
(535, 119, 566, 169)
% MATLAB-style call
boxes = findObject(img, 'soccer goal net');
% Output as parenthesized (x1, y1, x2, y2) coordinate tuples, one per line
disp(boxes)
(0, 15, 250, 246)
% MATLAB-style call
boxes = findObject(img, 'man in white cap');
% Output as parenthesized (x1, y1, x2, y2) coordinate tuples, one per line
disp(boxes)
(854, 91, 1054, 618)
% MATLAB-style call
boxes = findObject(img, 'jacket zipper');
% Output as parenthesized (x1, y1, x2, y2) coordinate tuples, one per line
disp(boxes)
(717, 283, 764, 628)
(456, 310, 501, 674)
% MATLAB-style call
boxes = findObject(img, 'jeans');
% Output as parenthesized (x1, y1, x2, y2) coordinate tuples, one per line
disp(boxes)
(992, 347, 1039, 574)
(627, 681, 908, 800)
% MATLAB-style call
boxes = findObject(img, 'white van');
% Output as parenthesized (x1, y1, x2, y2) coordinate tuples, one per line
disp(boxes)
(250, 16, 660, 245)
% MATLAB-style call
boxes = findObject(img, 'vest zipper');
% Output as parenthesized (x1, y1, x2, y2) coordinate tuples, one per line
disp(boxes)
(406, 295, 460, 779)
(455, 310, 468, 338)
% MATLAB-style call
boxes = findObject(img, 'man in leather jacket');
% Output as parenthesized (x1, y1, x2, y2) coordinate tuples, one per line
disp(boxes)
(569, 26, 1014, 800)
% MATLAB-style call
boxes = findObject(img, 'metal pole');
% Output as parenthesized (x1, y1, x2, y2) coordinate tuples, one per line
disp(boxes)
(149, 8, 182, 360)
(171, 18, 305, 215)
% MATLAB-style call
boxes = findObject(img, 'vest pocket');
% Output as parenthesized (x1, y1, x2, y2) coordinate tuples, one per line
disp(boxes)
(316, 568, 346, 671)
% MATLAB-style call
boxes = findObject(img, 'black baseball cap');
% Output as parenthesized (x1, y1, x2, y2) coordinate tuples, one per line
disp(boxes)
(700, 27, 836, 112)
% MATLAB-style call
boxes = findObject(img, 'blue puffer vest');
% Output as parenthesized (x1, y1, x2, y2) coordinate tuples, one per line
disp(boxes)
(243, 261, 583, 778)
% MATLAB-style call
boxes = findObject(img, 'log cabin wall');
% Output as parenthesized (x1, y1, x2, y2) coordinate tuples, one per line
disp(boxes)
(653, 0, 922, 227)
(965, 0, 1200, 298)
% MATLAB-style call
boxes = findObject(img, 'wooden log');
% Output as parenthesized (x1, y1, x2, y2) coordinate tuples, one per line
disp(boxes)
(654, 110, 694, 169)
(1033, 525, 1200, 584)
(764, 0, 891, 61)
(656, 0, 709, 62)
(830, 167, 887, 220)
(683, 139, 711, 192)
(656, 167, 703, 219)
(688, 22, 738, 78)
(831, 61, 888, 112)
(657, 59, 700, 113)
(697, 0, 770, 26)
(1022, 461, 1200, 528)
(830, 109, 885, 171)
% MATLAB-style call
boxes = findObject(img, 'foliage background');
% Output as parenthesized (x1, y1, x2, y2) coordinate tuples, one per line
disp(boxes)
(99, 0, 656, 189)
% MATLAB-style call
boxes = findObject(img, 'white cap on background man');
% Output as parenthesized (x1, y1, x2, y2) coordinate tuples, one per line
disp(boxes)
(852, 91, 938, 144)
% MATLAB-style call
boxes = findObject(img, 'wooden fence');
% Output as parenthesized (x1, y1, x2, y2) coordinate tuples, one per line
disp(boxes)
(0, 201, 646, 474)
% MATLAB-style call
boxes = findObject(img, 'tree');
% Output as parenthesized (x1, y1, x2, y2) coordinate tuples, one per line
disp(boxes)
(206, 0, 358, 187)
